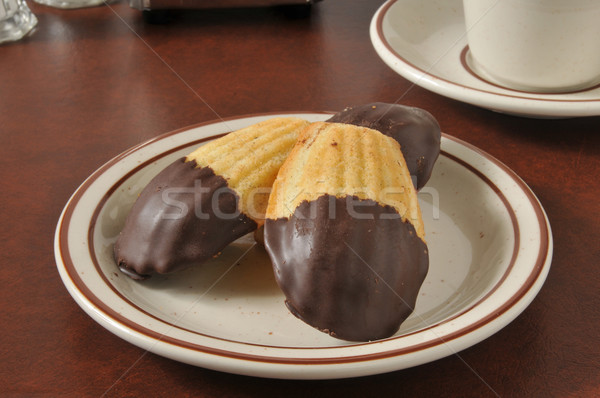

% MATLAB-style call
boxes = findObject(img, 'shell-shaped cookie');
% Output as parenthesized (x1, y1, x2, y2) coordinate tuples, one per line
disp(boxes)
(114, 117, 309, 280)
(264, 122, 429, 341)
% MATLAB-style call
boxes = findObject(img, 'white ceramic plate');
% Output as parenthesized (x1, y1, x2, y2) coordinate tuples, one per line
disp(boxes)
(370, 0, 600, 118)
(55, 113, 552, 379)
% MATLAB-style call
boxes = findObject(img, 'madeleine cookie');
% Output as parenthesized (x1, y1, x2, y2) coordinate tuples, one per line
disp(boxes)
(327, 102, 441, 190)
(114, 117, 310, 280)
(264, 122, 429, 342)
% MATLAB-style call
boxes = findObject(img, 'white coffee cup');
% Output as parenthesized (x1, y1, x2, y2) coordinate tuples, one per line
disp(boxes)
(463, 0, 600, 93)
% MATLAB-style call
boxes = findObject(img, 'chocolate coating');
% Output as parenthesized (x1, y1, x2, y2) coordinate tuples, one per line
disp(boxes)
(327, 102, 441, 190)
(113, 158, 257, 280)
(264, 195, 429, 342)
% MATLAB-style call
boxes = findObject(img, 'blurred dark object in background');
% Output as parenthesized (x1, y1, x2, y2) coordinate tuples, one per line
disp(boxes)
(130, 0, 321, 23)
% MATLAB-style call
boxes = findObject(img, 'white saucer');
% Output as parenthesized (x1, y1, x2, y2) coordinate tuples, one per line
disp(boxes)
(370, 0, 600, 118)
(54, 113, 552, 379)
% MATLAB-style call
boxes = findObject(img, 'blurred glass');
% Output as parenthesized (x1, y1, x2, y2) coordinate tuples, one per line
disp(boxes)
(33, 0, 112, 9)
(0, 0, 37, 44)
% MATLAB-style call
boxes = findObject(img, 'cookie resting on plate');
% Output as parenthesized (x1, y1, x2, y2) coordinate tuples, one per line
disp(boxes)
(264, 122, 429, 342)
(113, 117, 310, 280)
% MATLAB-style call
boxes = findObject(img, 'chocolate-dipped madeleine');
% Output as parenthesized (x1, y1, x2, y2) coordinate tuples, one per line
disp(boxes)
(327, 102, 441, 190)
(114, 117, 310, 280)
(264, 122, 429, 342)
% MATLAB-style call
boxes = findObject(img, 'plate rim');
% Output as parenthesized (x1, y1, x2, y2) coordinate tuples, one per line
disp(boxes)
(54, 112, 553, 378)
(370, 0, 600, 117)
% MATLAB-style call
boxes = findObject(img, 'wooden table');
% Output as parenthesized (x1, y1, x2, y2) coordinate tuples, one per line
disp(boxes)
(1, 1, 598, 396)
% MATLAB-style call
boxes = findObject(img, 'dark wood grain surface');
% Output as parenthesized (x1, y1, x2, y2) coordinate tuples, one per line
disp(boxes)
(1, 1, 599, 396)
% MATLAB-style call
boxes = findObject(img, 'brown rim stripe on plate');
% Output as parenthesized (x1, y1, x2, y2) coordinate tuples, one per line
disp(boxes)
(58, 117, 550, 365)
(375, 0, 600, 103)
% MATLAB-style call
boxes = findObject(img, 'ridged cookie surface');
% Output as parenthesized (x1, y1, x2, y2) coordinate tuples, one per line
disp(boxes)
(266, 121, 424, 239)
(187, 117, 311, 223)
(327, 102, 441, 191)
(264, 122, 429, 342)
